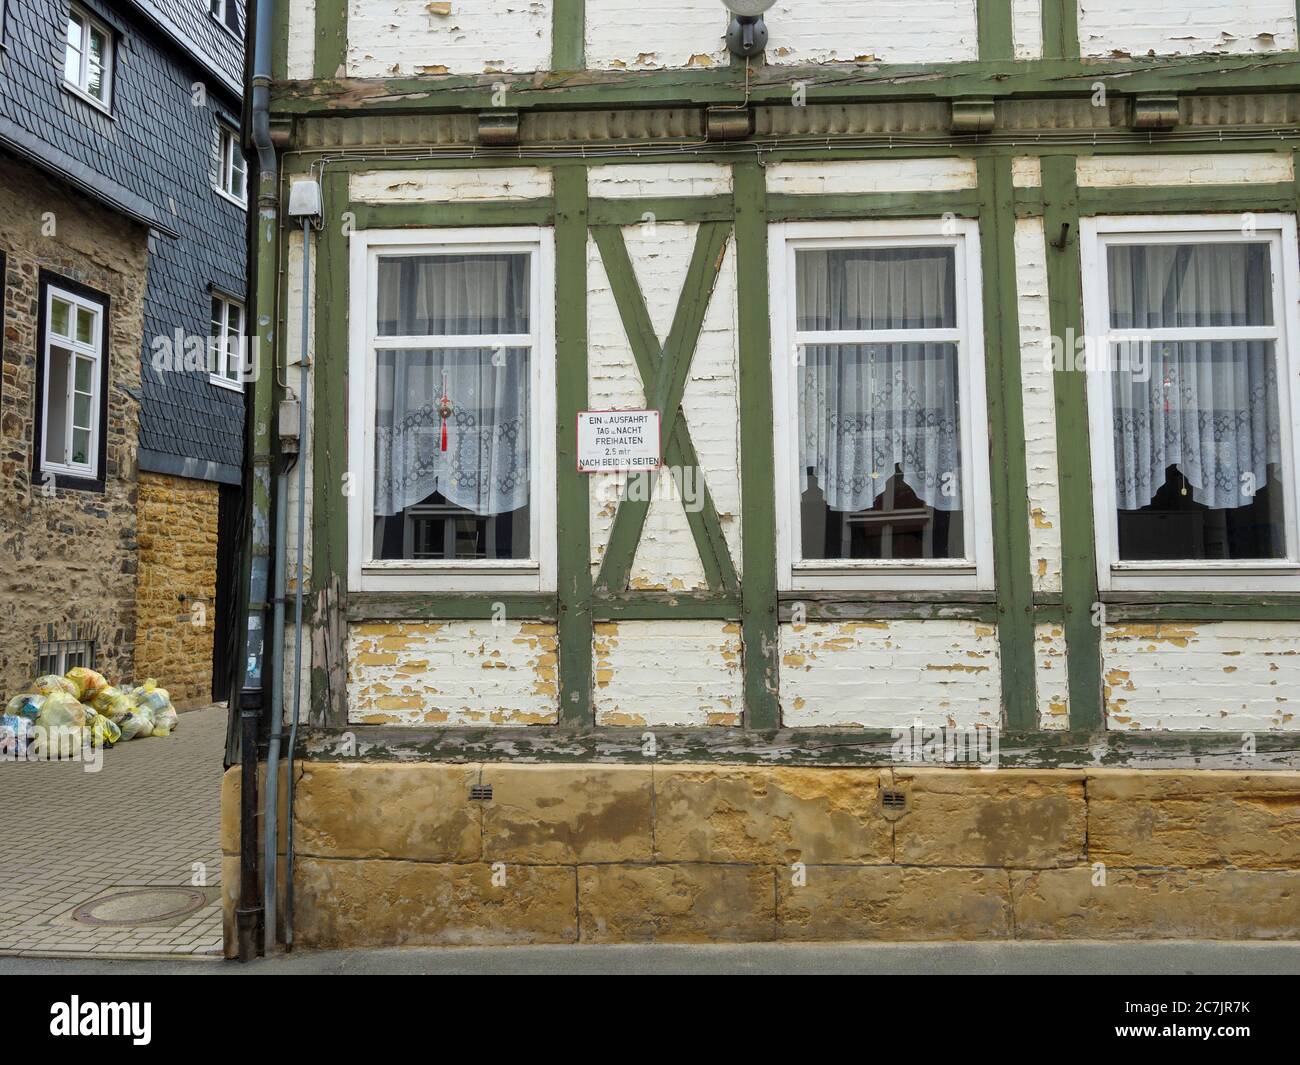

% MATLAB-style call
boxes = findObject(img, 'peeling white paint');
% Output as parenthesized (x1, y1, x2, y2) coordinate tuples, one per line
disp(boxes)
(593, 620, 743, 726)
(1011, 156, 1042, 188)
(1011, 0, 1043, 59)
(586, 163, 733, 199)
(763, 0, 979, 64)
(779, 620, 1002, 729)
(1078, 0, 1297, 58)
(1015, 217, 1063, 595)
(346, 0, 552, 77)
(1102, 621, 1300, 731)
(1035, 622, 1070, 730)
(765, 158, 979, 195)
(287, 0, 317, 79)
(1076, 152, 1295, 188)
(347, 621, 559, 726)
(585, 2, 728, 70)
(349, 167, 552, 203)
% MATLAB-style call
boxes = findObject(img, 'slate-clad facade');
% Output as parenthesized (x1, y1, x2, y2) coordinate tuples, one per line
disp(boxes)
(0, 0, 246, 705)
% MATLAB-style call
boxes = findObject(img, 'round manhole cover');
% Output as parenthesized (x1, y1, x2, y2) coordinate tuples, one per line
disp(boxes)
(72, 887, 208, 927)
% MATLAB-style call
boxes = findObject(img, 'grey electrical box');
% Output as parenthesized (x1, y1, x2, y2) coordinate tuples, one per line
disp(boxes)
(279, 398, 301, 452)
(288, 179, 322, 218)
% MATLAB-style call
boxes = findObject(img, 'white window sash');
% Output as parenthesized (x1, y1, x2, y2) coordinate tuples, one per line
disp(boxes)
(65, 7, 112, 107)
(769, 219, 994, 592)
(210, 295, 245, 389)
(347, 227, 557, 593)
(42, 285, 103, 479)
(1081, 213, 1300, 592)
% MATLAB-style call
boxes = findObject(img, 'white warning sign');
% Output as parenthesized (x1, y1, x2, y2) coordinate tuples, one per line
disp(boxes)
(577, 409, 661, 473)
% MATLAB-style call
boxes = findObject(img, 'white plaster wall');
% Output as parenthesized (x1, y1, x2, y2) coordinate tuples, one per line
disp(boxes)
(586, 163, 732, 199)
(347, 0, 552, 76)
(347, 620, 559, 725)
(593, 620, 743, 726)
(780, 620, 1002, 728)
(1076, 152, 1295, 188)
(287, 0, 317, 78)
(1102, 622, 1300, 731)
(1012, 0, 1043, 59)
(1011, 156, 1042, 188)
(350, 167, 552, 203)
(1078, 0, 1297, 57)
(1035, 622, 1070, 730)
(765, 158, 979, 195)
(1015, 217, 1062, 596)
(584, 0, 979, 67)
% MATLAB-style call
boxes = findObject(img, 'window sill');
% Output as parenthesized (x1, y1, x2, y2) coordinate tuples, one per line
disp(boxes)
(61, 81, 112, 118)
(355, 562, 551, 594)
(208, 373, 244, 393)
(785, 561, 988, 593)
(213, 186, 248, 211)
(1104, 563, 1300, 593)
(36, 466, 105, 493)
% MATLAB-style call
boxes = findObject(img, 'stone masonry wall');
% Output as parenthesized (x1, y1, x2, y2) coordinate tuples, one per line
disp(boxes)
(221, 762, 1300, 952)
(0, 155, 148, 697)
(134, 471, 220, 708)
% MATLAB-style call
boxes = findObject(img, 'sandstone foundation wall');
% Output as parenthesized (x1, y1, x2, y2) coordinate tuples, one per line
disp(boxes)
(221, 763, 1300, 954)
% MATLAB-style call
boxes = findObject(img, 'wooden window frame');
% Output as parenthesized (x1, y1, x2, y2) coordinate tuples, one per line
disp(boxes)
(1081, 213, 1300, 592)
(768, 217, 995, 592)
(346, 226, 557, 593)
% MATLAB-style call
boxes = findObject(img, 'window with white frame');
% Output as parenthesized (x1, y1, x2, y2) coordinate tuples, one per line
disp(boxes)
(348, 228, 556, 592)
(209, 293, 245, 388)
(215, 124, 247, 204)
(63, 5, 113, 109)
(209, 0, 240, 35)
(770, 219, 993, 590)
(40, 282, 106, 481)
(1082, 214, 1300, 591)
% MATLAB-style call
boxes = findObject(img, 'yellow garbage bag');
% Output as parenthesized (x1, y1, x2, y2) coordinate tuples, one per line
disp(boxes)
(65, 667, 108, 701)
(35, 691, 86, 730)
(32, 675, 77, 697)
(91, 686, 134, 724)
(84, 709, 122, 748)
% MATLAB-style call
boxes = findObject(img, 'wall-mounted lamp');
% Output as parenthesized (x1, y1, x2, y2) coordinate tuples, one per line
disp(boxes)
(721, 0, 776, 58)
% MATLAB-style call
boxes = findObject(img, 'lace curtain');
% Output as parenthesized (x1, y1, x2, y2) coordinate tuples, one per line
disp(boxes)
(1107, 242, 1281, 510)
(797, 247, 962, 512)
(373, 254, 530, 517)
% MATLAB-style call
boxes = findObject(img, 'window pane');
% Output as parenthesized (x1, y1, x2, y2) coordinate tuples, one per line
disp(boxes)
(51, 298, 72, 338)
(71, 428, 91, 467)
(798, 342, 964, 560)
(74, 356, 92, 393)
(372, 347, 530, 561)
(87, 28, 107, 100)
(1112, 340, 1285, 560)
(65, 18, 83, 83)
(795, 247, 956, 332)
(231, 151, 246, 199)
(1107, 242, 1272, 329)
(376, 254, 530, 336)
(45, 348, 72, 466)
(76, 307, 95, 344)
(73, 391, 92, 430)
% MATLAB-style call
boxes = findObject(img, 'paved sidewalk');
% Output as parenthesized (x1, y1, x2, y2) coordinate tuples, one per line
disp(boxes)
(0, 704, 227, 958)
(1, 940, 1300, 975)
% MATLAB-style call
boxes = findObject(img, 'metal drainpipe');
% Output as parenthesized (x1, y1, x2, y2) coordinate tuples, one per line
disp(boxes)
(284, 216, 311, 947)
(263, 458, 288, 951)
(240, 0, 279, 962)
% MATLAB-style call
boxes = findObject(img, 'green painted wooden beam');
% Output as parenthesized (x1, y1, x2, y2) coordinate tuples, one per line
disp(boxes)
(1076, 182, 1298, 215)
(590, 221, 738, 594)
(978, 0, 1015, 62)
(591, 592, 742, 620)
(733, 161, 781, 730)
(270, 54, 1300, 115)
(347, 593, 560, 622)
(978, 156, 1038, 731)
(1041, 154, 1103, 732)
(551, 0, 585, 72)
(587, 197, 735, 225)
(553, 165, 594, 727)
(767, 191, 983, 222)
(349, 202, 556, 228)
(313, 0, 348, 80)
(1041, 0, 1079, 61)
(296, 724, 1300, 769)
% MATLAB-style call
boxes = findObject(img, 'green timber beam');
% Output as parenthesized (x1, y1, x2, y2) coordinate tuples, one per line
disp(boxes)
(1041, 154, 1103, 732)
(554, 165, 593, 726)
(270, 54, 1300, 115)
(978, 0, 1014, 62)
(552, 0, 585, 71)
(1041, 0, 1080, 61)
(978, 156, 1037, 732)
(733, 161, 780, 730)
(314, 0, 347, 80)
